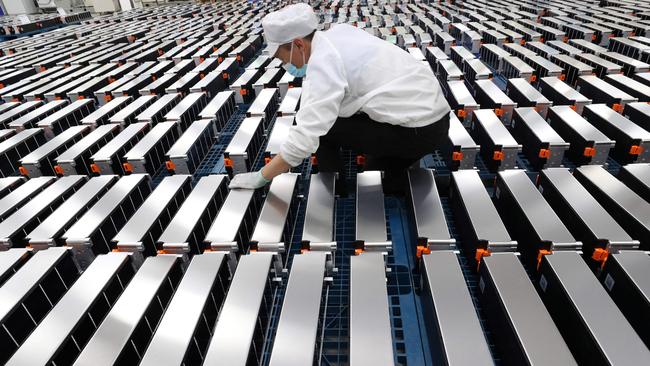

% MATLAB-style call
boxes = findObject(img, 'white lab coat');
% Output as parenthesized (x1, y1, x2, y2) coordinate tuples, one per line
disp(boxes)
(279, 24, 450, 167)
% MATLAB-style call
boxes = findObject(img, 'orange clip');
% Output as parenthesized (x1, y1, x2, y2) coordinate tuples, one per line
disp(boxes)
(457, 109, 466, 118)
(354, 248, 364, 255)
(452, 151, 464, 161)
(310, 155, 318, 165)
(583, 147, 596, 157)
(629, 145, 644, 155)
(264, 156, 272, 165)
(494, 108, 503, 117)
(53, 165, 64, 176)
(0, 83, 4, 89)
(55, 96, 62, 101)
(529, 75, 537, 82)
(612, 103, 624, 113)
(537, 249, 552, 271)
(236, 55, 242, 61)
(592, 34, 597, 41)
(356, 155, 366, 166)
(538, 148, 551, 159)
(90, 164, 100, 174)
(475, 248, 491, 270)
(223, 72, 229, 80)
(563, 36, 569, 43)
(520, 39, 526, 45)
(122, 162, 133, 173)
(217, 56, 224, 63)
(104, 95, 112, 103)
(224, 157, 233, 168)
(416, 245, 431, 258)
(570, 104, 577, 111)
(240, 88, 247, 96)
(40, 66, 47, 72)
(493, 151, 504, 161)
(592, 248, 609, 269)
(559, 74, 566, 81)
(18, 166, 28, 176)
(165, 160, 176, 171)
(77, 95, 85, 100)
(199, 56, 205, 63)
(12, 98, 19, 102)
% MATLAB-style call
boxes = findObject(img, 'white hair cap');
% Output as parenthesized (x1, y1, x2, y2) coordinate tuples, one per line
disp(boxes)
(262, 3, 318, 57)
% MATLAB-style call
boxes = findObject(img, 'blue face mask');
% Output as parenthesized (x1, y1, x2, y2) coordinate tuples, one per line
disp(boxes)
(283, 43, 307, 78)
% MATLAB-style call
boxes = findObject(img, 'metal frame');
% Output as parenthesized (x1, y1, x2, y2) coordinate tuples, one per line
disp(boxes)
(158, 175, 229, 255)
(546, 105, 613, 165)
(0, 176, 86, 249)
(26, 175, 117, 250)
(73, 255, 183, 366)
(63, 174, 151, 269)
(124, 121, 180, 175)
(203, 252, 281, 366)
(5, 252, 134, 366)
(90, 122, 150, 175)
(0, 247, 79, 364)
(19, 125, 89, 177)
(538, 168, 639, 258)
(113, 175, 192, 261)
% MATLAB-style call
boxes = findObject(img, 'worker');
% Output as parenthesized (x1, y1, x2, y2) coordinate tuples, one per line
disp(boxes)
(229, 3, 450, 194)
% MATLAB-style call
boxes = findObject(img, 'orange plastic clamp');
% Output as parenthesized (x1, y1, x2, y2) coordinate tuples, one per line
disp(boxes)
(494, 108, 503, 117)
(563, 36, 569, 43)
(457, 109, 466, 118)
(264, 157, 272, 165)
(612, 103, 624, 113)
(0, 83, 4, 89)
(240, 88, 247, 96)
(583, 147, 596, 157)
(592, 248, 609, 269)
(236, 55, 242, 61)
(354, 248, 364, 255)
(356, 155, 366, 166)
(475, 248, 491, 270)
(493, 151, 504, 161)
(416, 245, 431, 258)
(452, 151, 464, 161)
(18, 166, 28, 176)
(54, 165, 64, 176)
(629, 145, 644, 155)
(77, 96, 85, 100)
(199, 57, 205, 63)
(529, 75, 537, 82)
(223, 72, 229, 80)
(540, 37, 545, 43)
(217, 57, 224, 63)
(559, 74, 566, 81)
(165, 161, 176, 171)
(104, 95, 112, 102)
(224, 157, 233, 168)
(538, 148, 551, 159)
(310, 155, 318, 165)
(40, 66, 47, 72)
(592, 34, 597, 41)
(537, 249, 552, 271)
(122, 162, 133, 173)
(108, 77, 116, 83)
(520, 39, 526, 45)
(54, 96, 61, 101)
(569, 105, 577, 111)
(90, 164, 100, 174)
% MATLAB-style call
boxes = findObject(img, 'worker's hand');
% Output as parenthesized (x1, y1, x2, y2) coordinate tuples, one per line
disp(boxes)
(229, 170, 271, 189)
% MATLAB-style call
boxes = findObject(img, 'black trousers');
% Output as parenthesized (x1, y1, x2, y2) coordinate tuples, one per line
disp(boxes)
(315, 112, 450, 191)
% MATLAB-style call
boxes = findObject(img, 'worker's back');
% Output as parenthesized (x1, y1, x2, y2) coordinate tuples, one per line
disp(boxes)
(311, 24, 450, 126)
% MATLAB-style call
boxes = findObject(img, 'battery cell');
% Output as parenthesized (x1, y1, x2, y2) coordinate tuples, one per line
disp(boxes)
(582, 104, 650, 163)
(512, 107, 569, 169)
(506, 78, 552, 118)
(470, 109, 522, 171)
(617, 163, 650, 202)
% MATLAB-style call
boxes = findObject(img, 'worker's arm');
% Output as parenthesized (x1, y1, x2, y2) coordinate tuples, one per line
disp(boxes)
(230, 38, 347, 189)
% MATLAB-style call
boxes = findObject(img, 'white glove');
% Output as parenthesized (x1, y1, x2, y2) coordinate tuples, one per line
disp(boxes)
(229, 170, 271, 189)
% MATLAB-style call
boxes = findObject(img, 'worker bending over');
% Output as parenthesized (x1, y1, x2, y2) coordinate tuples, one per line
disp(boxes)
(229, 3, 450, 193)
